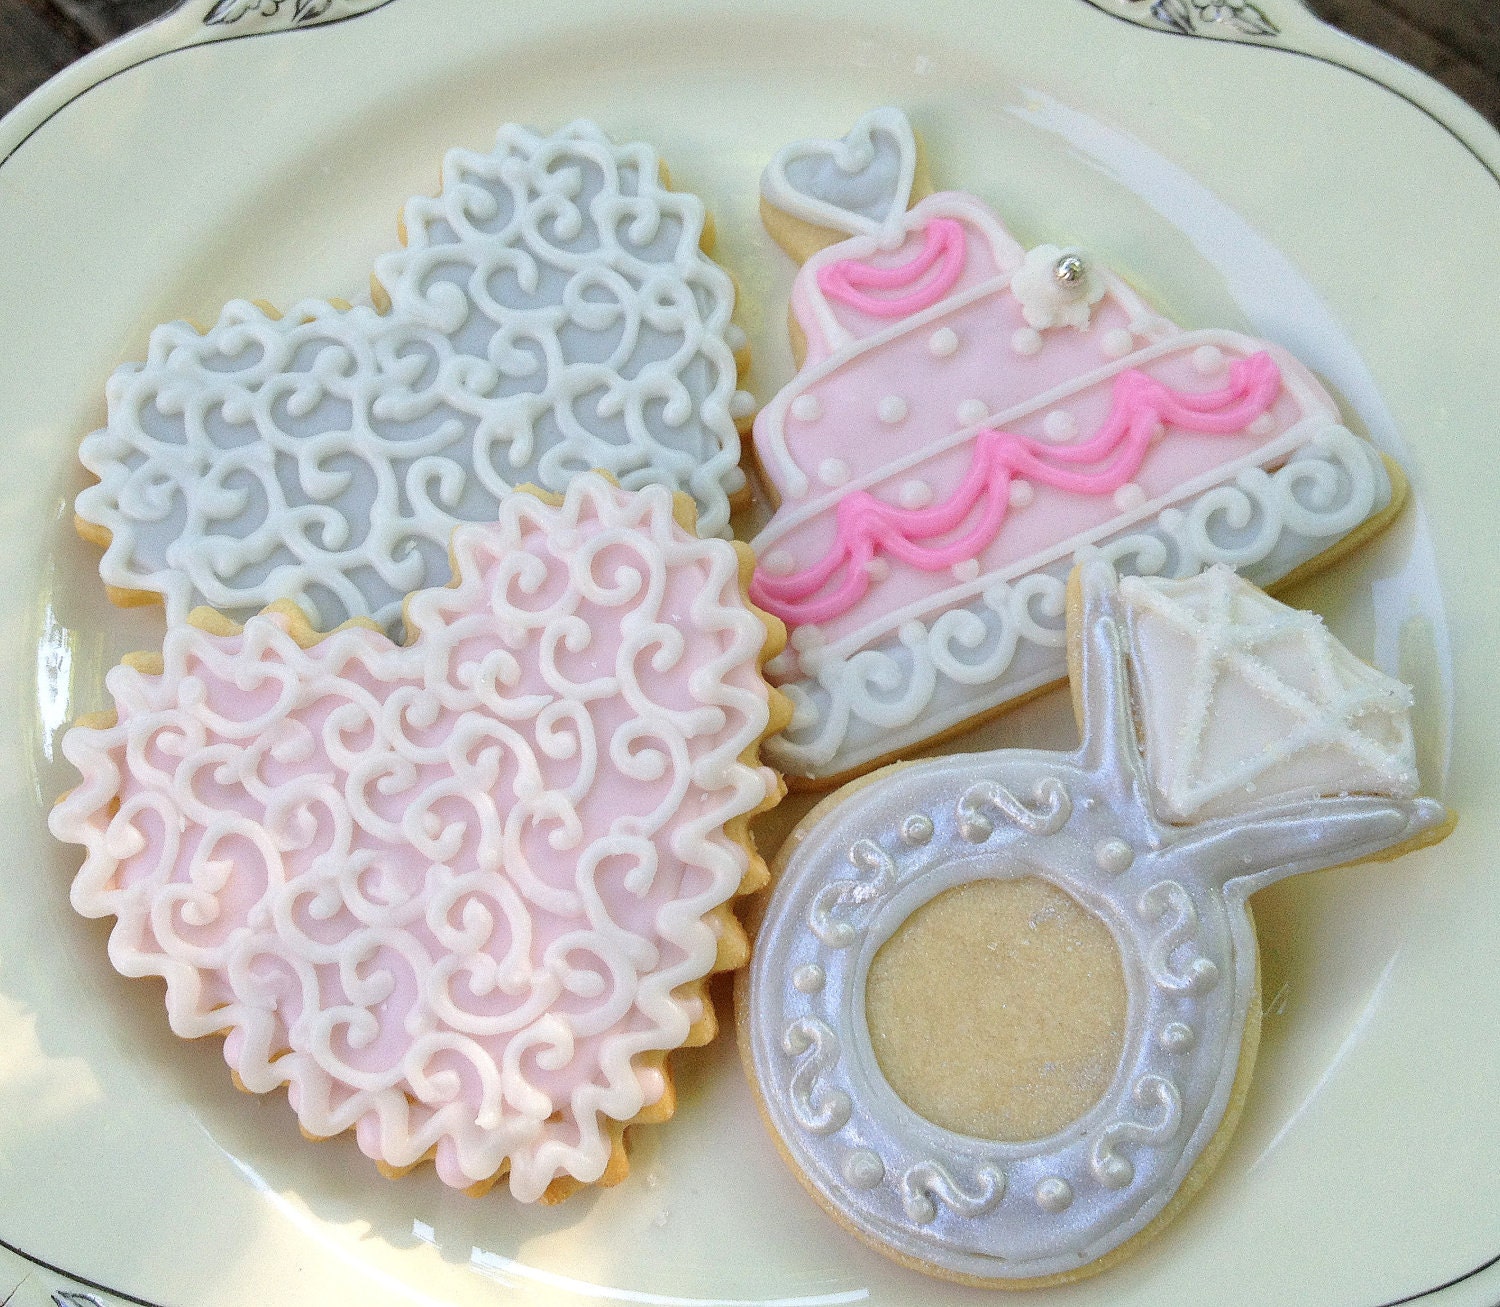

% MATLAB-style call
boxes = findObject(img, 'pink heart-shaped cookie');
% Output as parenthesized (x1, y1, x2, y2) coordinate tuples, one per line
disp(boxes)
(50, 473, 784, 1202)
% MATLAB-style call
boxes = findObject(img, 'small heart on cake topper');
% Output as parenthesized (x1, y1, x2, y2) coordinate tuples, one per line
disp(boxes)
(762, 107, 918, 244)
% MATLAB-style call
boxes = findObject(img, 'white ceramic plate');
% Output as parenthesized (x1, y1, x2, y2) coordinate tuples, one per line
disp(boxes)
(2, 2, 1498, 1304)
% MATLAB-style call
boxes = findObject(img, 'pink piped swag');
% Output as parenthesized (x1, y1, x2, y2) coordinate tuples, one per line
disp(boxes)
(751, 353, 1283, 626)
(816, 217, 967, 318)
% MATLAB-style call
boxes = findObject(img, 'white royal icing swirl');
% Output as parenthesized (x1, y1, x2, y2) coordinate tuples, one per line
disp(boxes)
(77, 122, 748, 634)
(50, 474, 777, 1202)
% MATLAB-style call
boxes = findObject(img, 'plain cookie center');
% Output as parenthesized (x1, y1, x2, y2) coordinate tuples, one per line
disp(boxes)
(864, 875, 1127, 1142)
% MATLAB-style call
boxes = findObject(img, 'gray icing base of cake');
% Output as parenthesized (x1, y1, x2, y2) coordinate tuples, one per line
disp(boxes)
(768, 426, 1392, 780)
(76, 121, 748, 634)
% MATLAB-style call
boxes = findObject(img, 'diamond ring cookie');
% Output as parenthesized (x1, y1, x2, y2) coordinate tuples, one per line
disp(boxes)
(739, 559, 1451, 1284)
(75, 121, 755, 636)
(749, 108, 1407, 785)
(50, 473, 786, 1202)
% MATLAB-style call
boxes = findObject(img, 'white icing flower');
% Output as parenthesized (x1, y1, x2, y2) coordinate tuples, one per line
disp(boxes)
(1009, 244, 1106, 332)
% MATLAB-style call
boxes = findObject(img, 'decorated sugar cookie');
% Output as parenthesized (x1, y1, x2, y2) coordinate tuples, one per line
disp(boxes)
(51, 473, 785, 1203)
(739, 559, 1450, 1285)
(750, 108, 1405, 784)
(76, 121, 754, 635)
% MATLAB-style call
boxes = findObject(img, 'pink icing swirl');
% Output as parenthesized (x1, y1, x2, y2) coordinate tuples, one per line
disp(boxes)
(751, 352, 1282, 626)
(49, 475, 777, 1203)
(815, 217, 968, 318)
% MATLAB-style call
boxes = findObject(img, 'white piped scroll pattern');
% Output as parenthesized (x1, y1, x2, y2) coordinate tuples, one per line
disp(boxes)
(957, 777, 1072, 841)
(770, 427, 1392, 778)
(783, 1018, 853, 1135)
(744, 559, 1448, 1282)
(808, 838, 898, 947)
(1138, 881, 1221, 995)
(902, 1161, 1006, 1224)
(76, 122, 748, 634)
(1090, 1075, 1184, 1189)
(50, 474, 776, 1203)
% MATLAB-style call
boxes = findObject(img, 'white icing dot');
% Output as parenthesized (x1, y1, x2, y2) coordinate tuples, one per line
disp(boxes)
(864, 557, 890, 581)
(951, 559, 980, 582)
(1113, 482, 1146, 511)
(844, 1149, 885, 1189)
(1035, 1177, 1074, 1213)
(1101, 327, 1135, 359)
(898, 479, 933, 510)
(790, 625, 825, 653)
(1160, 1022, 1196, 1053)
(818, 458, 850, 487)
(957, 399, 989, 427)
(761, 549, 795, 576)
(1008, 480, 1035, 508)
(724, 323, 748, 351)
(791, 394, 822, 423)
(1193, 343, 1227, 375)
(792, 964, 825, 994)
(1042, 409, 1077, 443)
(878, 395, 908, 424)
(927, 327, 959, 357)
(1249, 413, 1277, 437)
(1011, 326, 1043, 356)
(1095, 837, 1135, 875)
(729, 389, 756, 420)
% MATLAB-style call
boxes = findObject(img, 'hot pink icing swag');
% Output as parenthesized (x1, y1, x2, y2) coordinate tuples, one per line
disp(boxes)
(816, 218, 968, 318)
(751, 352, 1282, 626)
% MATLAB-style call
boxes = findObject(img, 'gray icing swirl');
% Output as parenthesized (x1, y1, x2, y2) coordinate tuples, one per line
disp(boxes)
(77, 121, 748, 634)
(784, 1018, 853, 1135)
(743, 559, 1446, 1282)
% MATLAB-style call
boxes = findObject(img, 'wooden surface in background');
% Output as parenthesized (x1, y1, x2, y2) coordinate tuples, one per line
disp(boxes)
(1, 0, 1498, 124)
(1305, 0, 1500, 124)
